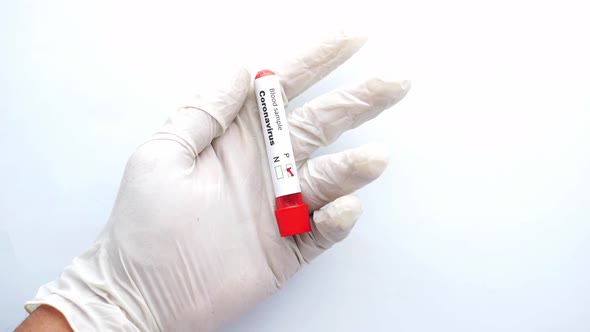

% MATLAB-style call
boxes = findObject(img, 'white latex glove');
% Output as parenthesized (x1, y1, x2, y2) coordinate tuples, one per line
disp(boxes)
(25, 33, 411, 331)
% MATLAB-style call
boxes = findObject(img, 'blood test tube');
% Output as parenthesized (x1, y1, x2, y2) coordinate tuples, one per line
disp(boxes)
(254, 69, 311, 237)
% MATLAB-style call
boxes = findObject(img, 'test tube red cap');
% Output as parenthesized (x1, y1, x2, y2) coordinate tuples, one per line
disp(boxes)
(275, 193, 311, 237)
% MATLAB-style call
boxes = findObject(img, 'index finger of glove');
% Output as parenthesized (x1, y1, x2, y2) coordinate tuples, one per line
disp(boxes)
(276, 32, 367, 100)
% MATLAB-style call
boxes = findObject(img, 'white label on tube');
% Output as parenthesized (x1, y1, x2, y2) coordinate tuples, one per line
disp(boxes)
(255, 74, 301, 197)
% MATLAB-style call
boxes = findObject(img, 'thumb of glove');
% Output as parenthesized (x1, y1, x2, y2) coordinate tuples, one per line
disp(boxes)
(156, 65, 251, 156)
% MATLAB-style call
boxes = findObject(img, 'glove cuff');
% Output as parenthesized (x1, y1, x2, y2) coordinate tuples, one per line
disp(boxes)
(24, 242, 159, 331)
(25, 295, 138, 332)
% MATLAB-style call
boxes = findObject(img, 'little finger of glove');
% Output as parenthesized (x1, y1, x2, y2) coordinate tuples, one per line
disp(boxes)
(294, 195, 363, 262)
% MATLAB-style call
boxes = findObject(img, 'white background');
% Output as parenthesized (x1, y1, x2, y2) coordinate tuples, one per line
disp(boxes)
(1, 0, 590, 331)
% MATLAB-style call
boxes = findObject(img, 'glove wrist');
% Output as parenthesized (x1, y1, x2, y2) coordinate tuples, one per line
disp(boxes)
(26, 241, 159, 331)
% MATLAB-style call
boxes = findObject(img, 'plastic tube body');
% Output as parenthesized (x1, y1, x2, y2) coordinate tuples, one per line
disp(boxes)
(254, 69, 310, 236)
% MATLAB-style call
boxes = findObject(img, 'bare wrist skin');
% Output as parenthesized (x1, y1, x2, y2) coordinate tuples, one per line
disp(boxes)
(16, 305, 73, 332)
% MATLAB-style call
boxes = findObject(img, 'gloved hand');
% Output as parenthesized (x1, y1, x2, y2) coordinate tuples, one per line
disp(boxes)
(25, 32, 411, 331)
